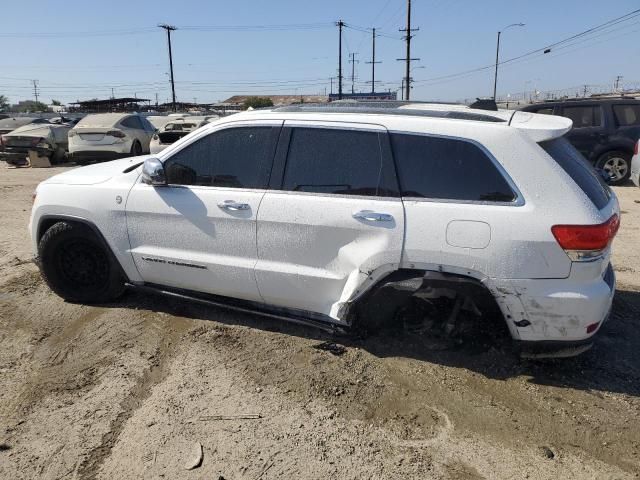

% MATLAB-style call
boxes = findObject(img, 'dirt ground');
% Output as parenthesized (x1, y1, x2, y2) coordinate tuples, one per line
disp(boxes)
(0, 163, 639, 480)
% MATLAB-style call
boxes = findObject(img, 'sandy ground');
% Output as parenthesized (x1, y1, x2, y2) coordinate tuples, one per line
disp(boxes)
(0, 163, 639, 479)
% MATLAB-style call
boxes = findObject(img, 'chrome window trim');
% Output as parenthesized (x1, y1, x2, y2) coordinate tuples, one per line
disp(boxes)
(387, 129, 525, 207)
(263, 189, 402, 202)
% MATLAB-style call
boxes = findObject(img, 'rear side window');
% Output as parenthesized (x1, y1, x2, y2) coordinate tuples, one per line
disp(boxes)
(612, 104, 640, 126)
(535, 108, 554, 115)
(165, 126, 278, 188)
(282, 127, 397, 197)
(562, 106, 602, 128)
(539, 138, 611, 210)
(120, 116, 143, 129)
(390, 133, 517, 202)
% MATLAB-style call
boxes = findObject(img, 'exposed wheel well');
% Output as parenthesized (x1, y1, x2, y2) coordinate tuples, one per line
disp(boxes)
(350, 269, 507, 335)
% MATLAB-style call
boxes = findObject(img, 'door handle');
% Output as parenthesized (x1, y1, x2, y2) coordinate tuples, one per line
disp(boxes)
(217, 200, 250, 211)
(352, 211, 393, 222)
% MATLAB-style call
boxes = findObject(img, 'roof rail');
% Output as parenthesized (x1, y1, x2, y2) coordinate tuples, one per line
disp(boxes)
(272, 104, 506, 123)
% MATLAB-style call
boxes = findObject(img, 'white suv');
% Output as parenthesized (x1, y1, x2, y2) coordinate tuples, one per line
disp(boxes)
(30, 104, 619, 357)
(68, 113, 156, 164)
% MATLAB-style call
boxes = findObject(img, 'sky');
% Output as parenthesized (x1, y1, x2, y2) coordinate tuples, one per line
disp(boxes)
(1, 0, 639, 106)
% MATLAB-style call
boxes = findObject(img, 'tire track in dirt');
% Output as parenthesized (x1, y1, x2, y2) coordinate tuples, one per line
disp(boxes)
(76, 316, 191, 479)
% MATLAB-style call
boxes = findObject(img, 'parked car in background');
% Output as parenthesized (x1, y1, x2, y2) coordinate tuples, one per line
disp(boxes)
(149, 115, 218, 154)
(1, 119, 72, 166)
(0, 117, 39, 136)
(146, 115, 175, 131)
(631, 139, 640, 187)
(521, 98, 640, 185)
(31, 103, 618, 357)
(68, 113, 155, 164)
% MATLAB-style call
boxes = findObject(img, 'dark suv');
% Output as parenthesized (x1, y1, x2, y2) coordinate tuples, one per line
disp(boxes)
(521, 98, 640, 185)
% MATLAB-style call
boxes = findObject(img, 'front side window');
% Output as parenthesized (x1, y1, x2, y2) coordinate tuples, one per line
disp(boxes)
(390, 133, 517, 202)
(562, 106, 602, 128)
(282, 127, 397, 196)
(612, 104, 640, 126)
(535, 107, 554, 115)
(164, 126, 278, 188)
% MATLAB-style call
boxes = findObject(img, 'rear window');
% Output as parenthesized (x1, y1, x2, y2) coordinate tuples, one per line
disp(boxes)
(612, 104, 640, 126)
(390, 133, 517, 202)
(539, 138, 611, 210)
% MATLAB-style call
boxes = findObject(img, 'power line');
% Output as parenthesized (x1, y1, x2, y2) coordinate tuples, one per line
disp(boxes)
(413, 8, 640, 87)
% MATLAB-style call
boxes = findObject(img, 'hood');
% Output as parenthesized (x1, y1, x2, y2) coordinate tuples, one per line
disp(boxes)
(43, 155, 150, 185)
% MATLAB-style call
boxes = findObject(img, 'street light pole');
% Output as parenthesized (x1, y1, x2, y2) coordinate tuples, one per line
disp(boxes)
(493, 23, 524, 101)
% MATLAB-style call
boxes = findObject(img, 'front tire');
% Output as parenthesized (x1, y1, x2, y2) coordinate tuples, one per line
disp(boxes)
(38, 221, 125, 303)
(596, 151, 631, 185)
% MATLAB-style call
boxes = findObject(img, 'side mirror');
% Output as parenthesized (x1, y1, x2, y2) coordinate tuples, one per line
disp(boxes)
(141, 158, 167, 186)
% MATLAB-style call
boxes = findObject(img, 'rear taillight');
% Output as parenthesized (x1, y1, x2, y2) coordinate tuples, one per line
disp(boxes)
(0, 135, 5, 146)
(635, 140, 639, 155)
(107, 130, 126, 138)
(552, 214, 620, 261)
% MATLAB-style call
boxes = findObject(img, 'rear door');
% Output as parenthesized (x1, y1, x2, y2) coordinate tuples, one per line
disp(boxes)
(255, 121, 404, 320)
(126, 121, 282, 302)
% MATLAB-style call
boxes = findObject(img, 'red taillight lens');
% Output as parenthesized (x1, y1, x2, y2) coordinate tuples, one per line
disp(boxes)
(106, 130, 126, 138)
(635, 140, 639, 155)
(552, 214, 620, 251)
(586, 322, 600, 334)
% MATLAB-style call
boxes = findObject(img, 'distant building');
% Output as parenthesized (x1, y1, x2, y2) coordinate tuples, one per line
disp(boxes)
(68, 97, 151, 113)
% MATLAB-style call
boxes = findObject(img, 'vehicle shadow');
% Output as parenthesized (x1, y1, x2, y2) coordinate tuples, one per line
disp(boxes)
(108, 286, 640, 398)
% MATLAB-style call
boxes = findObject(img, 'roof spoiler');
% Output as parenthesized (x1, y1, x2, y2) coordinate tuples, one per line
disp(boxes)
(509, 111, 572, 142)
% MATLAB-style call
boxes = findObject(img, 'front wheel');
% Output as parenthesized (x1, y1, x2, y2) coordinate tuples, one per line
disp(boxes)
(38, 221, 125, 303)
(596, 151, 631, 185)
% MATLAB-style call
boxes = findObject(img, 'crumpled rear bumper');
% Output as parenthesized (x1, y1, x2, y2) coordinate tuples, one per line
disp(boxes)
(488, 263, 615, 354)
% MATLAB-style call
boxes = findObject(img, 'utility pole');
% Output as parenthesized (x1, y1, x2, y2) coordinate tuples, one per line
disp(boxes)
(400, 80, 404, 100)
(159, 24, 177, 111)
(398, 0, 419, 100)
(155, 92, 159, 107)
(366, 28, 382, 94)
(349, 53, 359, 94)
(614, 75, 623, 92)
(336, 20, 345, 100)
(32, 80, 39, 104)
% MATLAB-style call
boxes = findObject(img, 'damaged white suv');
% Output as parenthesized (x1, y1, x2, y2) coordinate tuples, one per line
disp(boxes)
(30, 103, 619, 357)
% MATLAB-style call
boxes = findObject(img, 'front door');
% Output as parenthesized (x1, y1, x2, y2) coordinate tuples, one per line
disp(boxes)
(126, 121, 282, 302)
(255, 122, 405, 320)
